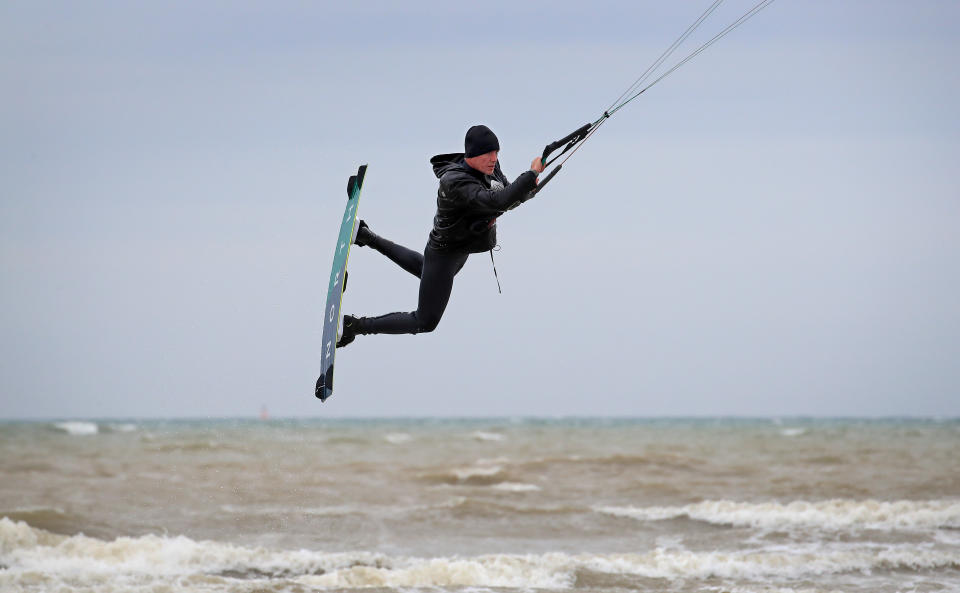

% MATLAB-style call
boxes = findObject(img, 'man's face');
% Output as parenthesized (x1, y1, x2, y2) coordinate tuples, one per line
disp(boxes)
(465, 150, 498, 175)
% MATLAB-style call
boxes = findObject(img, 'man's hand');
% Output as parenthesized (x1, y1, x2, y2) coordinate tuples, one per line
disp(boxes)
(530, 157, 545, 174)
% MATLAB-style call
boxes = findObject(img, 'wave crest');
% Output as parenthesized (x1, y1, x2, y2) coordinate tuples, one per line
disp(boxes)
(51, 422, 98, 436)
(2, 518, 958, 590)
(595, 499, 960, 531)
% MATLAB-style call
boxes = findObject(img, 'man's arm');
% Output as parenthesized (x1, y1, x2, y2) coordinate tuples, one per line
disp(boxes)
(445, 157, 545, 215)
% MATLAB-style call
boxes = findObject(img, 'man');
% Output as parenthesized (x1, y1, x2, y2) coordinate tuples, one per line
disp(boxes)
(337, 124, 545, 347)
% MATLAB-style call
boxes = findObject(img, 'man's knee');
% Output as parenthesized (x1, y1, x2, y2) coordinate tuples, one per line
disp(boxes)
(416, 313, 442, 334)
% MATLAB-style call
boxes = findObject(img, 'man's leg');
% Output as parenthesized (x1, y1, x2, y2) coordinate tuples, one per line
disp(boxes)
(346, 247, 468, 339)
(355, 221, 423, 278)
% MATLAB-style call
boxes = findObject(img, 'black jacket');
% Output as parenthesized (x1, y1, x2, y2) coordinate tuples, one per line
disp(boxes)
(427, 153, 538, 253)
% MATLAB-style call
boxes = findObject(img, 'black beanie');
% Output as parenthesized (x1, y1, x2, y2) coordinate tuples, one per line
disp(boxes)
(464, 125, 500, 158)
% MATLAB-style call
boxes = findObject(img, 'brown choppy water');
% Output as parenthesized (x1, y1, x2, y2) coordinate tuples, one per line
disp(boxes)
(1, 417, 959, 592)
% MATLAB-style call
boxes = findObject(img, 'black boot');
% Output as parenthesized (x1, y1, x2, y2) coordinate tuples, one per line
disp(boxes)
(337, 315, 362, 348)
(354, 220, 375, 247)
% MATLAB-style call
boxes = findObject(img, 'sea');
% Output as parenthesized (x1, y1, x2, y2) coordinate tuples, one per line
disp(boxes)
(1, 417, 958, 593)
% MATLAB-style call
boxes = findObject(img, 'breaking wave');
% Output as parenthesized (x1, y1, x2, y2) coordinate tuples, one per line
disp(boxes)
(51, 421, 99, 436)
(470, 431, 506, 442)
(3, 517, 958, 591)
(420, 460, 513, 486)
(48, 422, 137, 436)
(492, 482, 542, 493)
(595, 499, 960, 531)
(383, 432, 412, 444)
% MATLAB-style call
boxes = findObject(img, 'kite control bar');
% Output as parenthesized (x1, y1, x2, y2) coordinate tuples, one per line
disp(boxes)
(530, 122, 595, 197)
(541, 122, 593, 168)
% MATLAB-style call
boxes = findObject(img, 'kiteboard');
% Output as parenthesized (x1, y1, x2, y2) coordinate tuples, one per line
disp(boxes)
(315, 164, 367, 402)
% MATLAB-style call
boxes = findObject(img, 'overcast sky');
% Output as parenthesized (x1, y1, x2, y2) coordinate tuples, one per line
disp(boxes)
(1, 1, 958, 419)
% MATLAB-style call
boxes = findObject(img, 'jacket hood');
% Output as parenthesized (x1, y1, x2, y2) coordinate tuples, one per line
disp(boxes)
(430, 153, 467, 179)
(430, 153, 503, 180)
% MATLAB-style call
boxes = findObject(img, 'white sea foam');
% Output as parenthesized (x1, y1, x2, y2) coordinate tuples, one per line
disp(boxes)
(935, 528, 960, 547)
(52, 421, 98, 436)
(492, 482, 542, 493)
(302, 553, 575, 589)
(2, 518, 958, 591)
(306, 545, 960, 587)
(0, 518, 569, 590)
(595, 499, 960, 531)
(470, 431, 505, 442)
(384, 432, 412, 444)
(579, 545, 960, 580)
(452, 464, 504, 481)
(780, 427, 807, 437)
(1, 517, 353, 578)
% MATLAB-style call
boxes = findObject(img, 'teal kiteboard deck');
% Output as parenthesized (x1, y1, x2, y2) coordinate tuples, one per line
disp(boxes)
(315, 165, 367, 402)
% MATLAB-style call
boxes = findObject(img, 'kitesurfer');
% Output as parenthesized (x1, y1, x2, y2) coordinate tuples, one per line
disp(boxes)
(337, 125, 545, 347)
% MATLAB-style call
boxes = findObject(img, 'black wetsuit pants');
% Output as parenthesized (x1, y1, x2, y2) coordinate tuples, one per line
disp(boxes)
(357, 234, 468, 335)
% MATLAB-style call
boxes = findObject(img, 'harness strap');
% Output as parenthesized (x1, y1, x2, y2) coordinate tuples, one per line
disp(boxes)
(489, 249, 502, 294)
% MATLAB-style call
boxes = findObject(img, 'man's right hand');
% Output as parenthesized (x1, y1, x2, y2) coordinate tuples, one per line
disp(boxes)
(530, 157, 545, 174)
